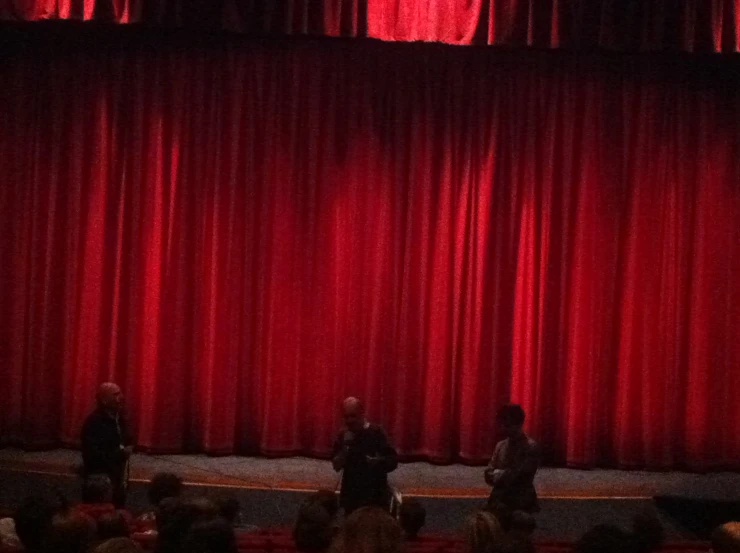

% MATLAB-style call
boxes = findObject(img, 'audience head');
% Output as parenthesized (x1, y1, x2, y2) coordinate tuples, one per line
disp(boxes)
(310, 490, 339, 519)
(155, 497, 180, 532)
(509, 511, 536, 537)
(83, 474, 114, 504)
(574, 524, 632, 553)
(217, 497, 241, 526)
(148, 473, 184, 506)
(0, 517, 21, 549)
(463, 511, 503, 553)
(485, 501, 513, 532)
(712, 522, 740, 553)
(294, 501, 334, 552)
(93, 537, 142, 553)
(46, 509, 96, 553)
(97, 511, 130, 541)
(631, 510, 664, 553)
(13, 495, 63, 552)
(183, 517, 238, 553)
(97, 383, 124, 414)
(156, 497, 219, 553)
(497, 404, 526, 440)
(342, 397, 366, 434)
(332, 507, 402, 553)
(399, 499, 426, 540)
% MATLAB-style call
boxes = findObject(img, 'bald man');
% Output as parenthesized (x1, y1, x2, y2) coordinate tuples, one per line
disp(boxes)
(81, 383, 133, 507)
(332, 397, 398, 515)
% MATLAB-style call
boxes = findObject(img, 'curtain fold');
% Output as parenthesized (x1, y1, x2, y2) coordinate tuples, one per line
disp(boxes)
(1, 37, 739, 468)
(3, 0, 740, 53)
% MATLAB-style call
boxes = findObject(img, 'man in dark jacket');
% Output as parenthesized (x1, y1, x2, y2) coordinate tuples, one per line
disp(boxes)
(331, 397, 398, 515)
(485, 404, 540, 514)
(81, 382, 133, 507)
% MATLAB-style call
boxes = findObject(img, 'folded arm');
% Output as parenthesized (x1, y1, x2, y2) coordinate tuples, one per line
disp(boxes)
(494, 443, 540, 488)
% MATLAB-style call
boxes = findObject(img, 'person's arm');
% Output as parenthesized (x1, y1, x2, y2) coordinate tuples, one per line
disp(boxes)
(377, 428, 398, 473)
(366, 428, 398, 473)
(495, 442, 540, 488)
(484, 443, 501, 486)
(332, 431, 351, 472)
(120, 415, 134, 458)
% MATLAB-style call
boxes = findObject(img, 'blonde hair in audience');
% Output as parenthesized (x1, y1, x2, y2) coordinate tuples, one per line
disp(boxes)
(330, 507, 401, 553)
(463, 511, 504, 553)
(712, 522, 740, 553)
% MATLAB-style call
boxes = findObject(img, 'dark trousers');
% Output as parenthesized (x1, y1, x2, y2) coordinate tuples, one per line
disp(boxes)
(112, 475, 126, 508)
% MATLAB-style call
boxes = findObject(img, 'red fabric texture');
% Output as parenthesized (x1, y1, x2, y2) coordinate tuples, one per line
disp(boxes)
(3, 0, 740, 53)
(1, 34, 739, 468)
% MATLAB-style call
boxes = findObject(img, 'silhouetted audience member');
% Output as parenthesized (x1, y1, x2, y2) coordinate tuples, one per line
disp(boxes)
(329, 507, 402, 553)
(97, 511, 131, 541)
(509, 511, 535, 538)
(12, 496, 62, 553)
(78, 475, 117, 521)
(134, 473, 184, 533)
(217, 498, 241, 527)
(0, 515, 21, 549)
(294, 500, 335, 553)
(712, 522, 740, 553)
(45, 509, 96, 553)
(148, 473, 184, 507)
(183, 517, 238, 553)
(485, 501, 513, 533)
(574, 524, 632, 553)
(630, 510, 664, 553)
(310, 490, 340, 520)
(463, 511, 503, 553)
(82, 474, 114, 504)
(399, 499, 426, 540)
(93, 537, 142, 553)
(154, 497, 179, 534)
(156, 498, 218, 553)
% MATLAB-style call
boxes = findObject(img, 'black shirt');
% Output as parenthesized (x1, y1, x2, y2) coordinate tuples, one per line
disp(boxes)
(81, 408, 132, 478)
(332, 424, 398, 510)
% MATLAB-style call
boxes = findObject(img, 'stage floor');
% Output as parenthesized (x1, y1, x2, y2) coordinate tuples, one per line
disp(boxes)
(1, 449, 739, 540)
(1, 448, 739, 500)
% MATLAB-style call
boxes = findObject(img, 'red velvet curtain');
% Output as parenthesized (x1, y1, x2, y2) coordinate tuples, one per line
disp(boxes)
(3, 0, 740, 53)
(1, 34, 739, 468)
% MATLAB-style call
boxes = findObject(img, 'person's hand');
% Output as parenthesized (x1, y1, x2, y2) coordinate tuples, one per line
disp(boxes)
(343, 431, 355, 445)
(484, 468, 495, 486)
(366, 455, 382, 467)
(122, 446, 134, 458)
(492, 469, 505, 484)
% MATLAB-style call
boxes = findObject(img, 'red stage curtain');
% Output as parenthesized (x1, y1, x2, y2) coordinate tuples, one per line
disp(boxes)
(3, 0, 740, 53)
(1, 35, 739, 468)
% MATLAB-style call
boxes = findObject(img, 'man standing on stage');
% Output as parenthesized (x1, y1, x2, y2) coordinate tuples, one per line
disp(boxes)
(485, 404, 540, 513)
(332, 397, 398, 515)
(81, 383, 133, 508)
